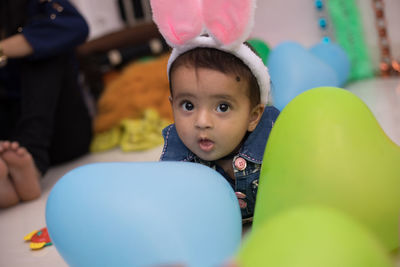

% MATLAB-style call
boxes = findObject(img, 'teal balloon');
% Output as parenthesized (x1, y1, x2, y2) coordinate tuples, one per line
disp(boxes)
(310, 42, 351, 86)
(238, 205, 393, 267)
(268, 41, 339, 110)
(46, 162, 241, 267)
(247, 38, 270, 65)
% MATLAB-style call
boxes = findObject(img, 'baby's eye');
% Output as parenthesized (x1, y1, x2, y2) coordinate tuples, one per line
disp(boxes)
(181, 101, 194, 111)
(216, 103, 230, 113)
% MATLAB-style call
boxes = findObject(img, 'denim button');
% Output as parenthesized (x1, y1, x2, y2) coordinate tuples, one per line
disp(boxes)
(234, 157, 247, 171)
(235, 192, 247, 209)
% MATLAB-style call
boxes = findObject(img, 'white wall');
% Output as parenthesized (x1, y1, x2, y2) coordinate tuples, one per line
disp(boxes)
(70, 0, 124, 40)
(252, 0, 321, 47)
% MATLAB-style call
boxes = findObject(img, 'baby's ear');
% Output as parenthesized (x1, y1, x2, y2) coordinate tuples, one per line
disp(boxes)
(150, 0, 203, 46)
(203, 0, 256, 48)
(248, 104, 265, 132)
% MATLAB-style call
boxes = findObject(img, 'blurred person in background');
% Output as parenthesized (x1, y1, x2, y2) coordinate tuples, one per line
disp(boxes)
(0, 0, 92, 208)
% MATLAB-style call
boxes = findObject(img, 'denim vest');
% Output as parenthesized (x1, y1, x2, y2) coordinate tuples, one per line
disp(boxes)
(160, 106, 280, 221)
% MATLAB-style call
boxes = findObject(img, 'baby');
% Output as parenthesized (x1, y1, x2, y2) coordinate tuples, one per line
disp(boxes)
(160, 41, 279, 221)
(151, 0, 279, 222)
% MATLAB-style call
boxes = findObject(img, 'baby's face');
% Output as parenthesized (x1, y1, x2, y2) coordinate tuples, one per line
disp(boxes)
(170, 65, 260, 161)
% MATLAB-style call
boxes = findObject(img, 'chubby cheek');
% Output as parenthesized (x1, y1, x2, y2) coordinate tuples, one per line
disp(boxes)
(219, 124, 248, 148)
(174, 119, 194, 144)
(219, 132, 242, 152)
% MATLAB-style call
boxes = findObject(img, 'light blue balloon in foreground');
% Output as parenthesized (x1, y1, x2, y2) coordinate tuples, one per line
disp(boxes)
(310, 42, 351, 86)
(46, 162, 242, 267)
(268, 41, 339, 111)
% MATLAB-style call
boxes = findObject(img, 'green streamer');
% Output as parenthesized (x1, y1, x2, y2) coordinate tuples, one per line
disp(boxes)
(328, 0, 374, 81)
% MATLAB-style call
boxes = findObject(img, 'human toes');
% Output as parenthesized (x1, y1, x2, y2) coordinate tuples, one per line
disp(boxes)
(0, 141, 11, 153)
(3, 149, 41, 201)
(10, 141, 20, 151)
(2, 147, 31, 168)
(15, 146, 28, 157)
(1, 140, 11, 151)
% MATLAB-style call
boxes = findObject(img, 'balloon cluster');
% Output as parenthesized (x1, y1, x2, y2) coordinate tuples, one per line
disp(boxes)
(268, 42, 350, 110)
(46, 87, 400, 266)
(45, 34, 399, 266)
(238, 87, 400, 266)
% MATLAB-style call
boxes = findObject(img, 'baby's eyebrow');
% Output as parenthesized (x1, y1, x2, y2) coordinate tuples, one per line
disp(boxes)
(212, 94, 237, 103)
(212, 93, 233, 99)
(174, 92, 195, 99)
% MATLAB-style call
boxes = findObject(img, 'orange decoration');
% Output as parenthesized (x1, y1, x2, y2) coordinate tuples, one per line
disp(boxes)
(94, 54, 173, 133)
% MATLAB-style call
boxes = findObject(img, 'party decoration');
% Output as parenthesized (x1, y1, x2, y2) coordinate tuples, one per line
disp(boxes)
(254, 87, 400, 251)
(24, 227, 52, 250)
(267, 42, 338, 110)
(310, 42, 351, 86)
(313, 0, 335, 43)
(46, 162, 241, 267)
(238, 205, 393, 267)
(327, 0, 374, 80)
(371, 0, 400, 77)
(247, 38, 270, 65)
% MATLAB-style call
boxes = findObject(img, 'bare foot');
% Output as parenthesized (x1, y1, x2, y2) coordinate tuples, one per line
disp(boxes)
(0, 140, 11, 153)
(1, 141, 41, 201)
(0, 157, 20, 208)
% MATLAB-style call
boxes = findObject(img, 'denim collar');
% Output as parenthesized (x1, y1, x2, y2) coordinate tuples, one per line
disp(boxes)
(160, 106, 279, 164)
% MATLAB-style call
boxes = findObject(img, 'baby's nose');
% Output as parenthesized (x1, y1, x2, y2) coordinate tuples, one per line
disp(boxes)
(195, 110, 213, 129)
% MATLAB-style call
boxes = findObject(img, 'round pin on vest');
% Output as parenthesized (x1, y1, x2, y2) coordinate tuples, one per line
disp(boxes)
(235, 157, 247, 171)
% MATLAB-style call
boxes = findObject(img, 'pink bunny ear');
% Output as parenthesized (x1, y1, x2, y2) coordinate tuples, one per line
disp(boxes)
(150, 0, 203, 47)
(203, 0, 256, 47)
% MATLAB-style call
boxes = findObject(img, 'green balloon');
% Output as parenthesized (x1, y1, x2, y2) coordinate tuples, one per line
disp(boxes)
(238, 206, 393, 267)
(247, 38, 270, 65)
(254, 87, 400, 251)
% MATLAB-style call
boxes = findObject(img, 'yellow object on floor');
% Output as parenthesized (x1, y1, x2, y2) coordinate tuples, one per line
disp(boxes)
(90, 109, 170, 153)
(90, 126, 122, 152)
(24, 227, 52, 250)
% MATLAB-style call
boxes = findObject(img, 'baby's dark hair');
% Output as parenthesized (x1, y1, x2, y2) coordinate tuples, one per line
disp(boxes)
(169, 46, 261, 107)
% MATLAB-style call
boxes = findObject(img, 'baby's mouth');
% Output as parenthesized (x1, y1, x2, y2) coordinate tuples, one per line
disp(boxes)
(198, 138, 214, 152)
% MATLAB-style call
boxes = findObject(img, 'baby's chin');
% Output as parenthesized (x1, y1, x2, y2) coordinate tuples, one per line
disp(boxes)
(195, 153, 218, 162)
(194, 151, 230, 162)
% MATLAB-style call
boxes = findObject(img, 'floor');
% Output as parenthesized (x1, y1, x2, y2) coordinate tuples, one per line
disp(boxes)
(0, 77, 399, 267)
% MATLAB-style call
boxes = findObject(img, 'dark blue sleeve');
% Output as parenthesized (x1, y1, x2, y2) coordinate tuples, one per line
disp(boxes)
(22, 0, 89, 60)
(239, 105, 280, 162)
(160, 124, 191, 161)
(265, 105, 280, 123)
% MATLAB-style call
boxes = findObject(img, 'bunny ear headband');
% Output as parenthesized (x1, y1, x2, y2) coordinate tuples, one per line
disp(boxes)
(150, 0, 270, 105)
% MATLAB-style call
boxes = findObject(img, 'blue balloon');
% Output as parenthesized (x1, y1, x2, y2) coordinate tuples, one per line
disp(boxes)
(310, 42, 351, 86)
(268, 42, 339, 111)
(46, 162, 242, 267)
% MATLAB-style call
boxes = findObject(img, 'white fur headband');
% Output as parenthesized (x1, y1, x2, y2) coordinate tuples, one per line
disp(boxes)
(150, 0, 270, 105)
